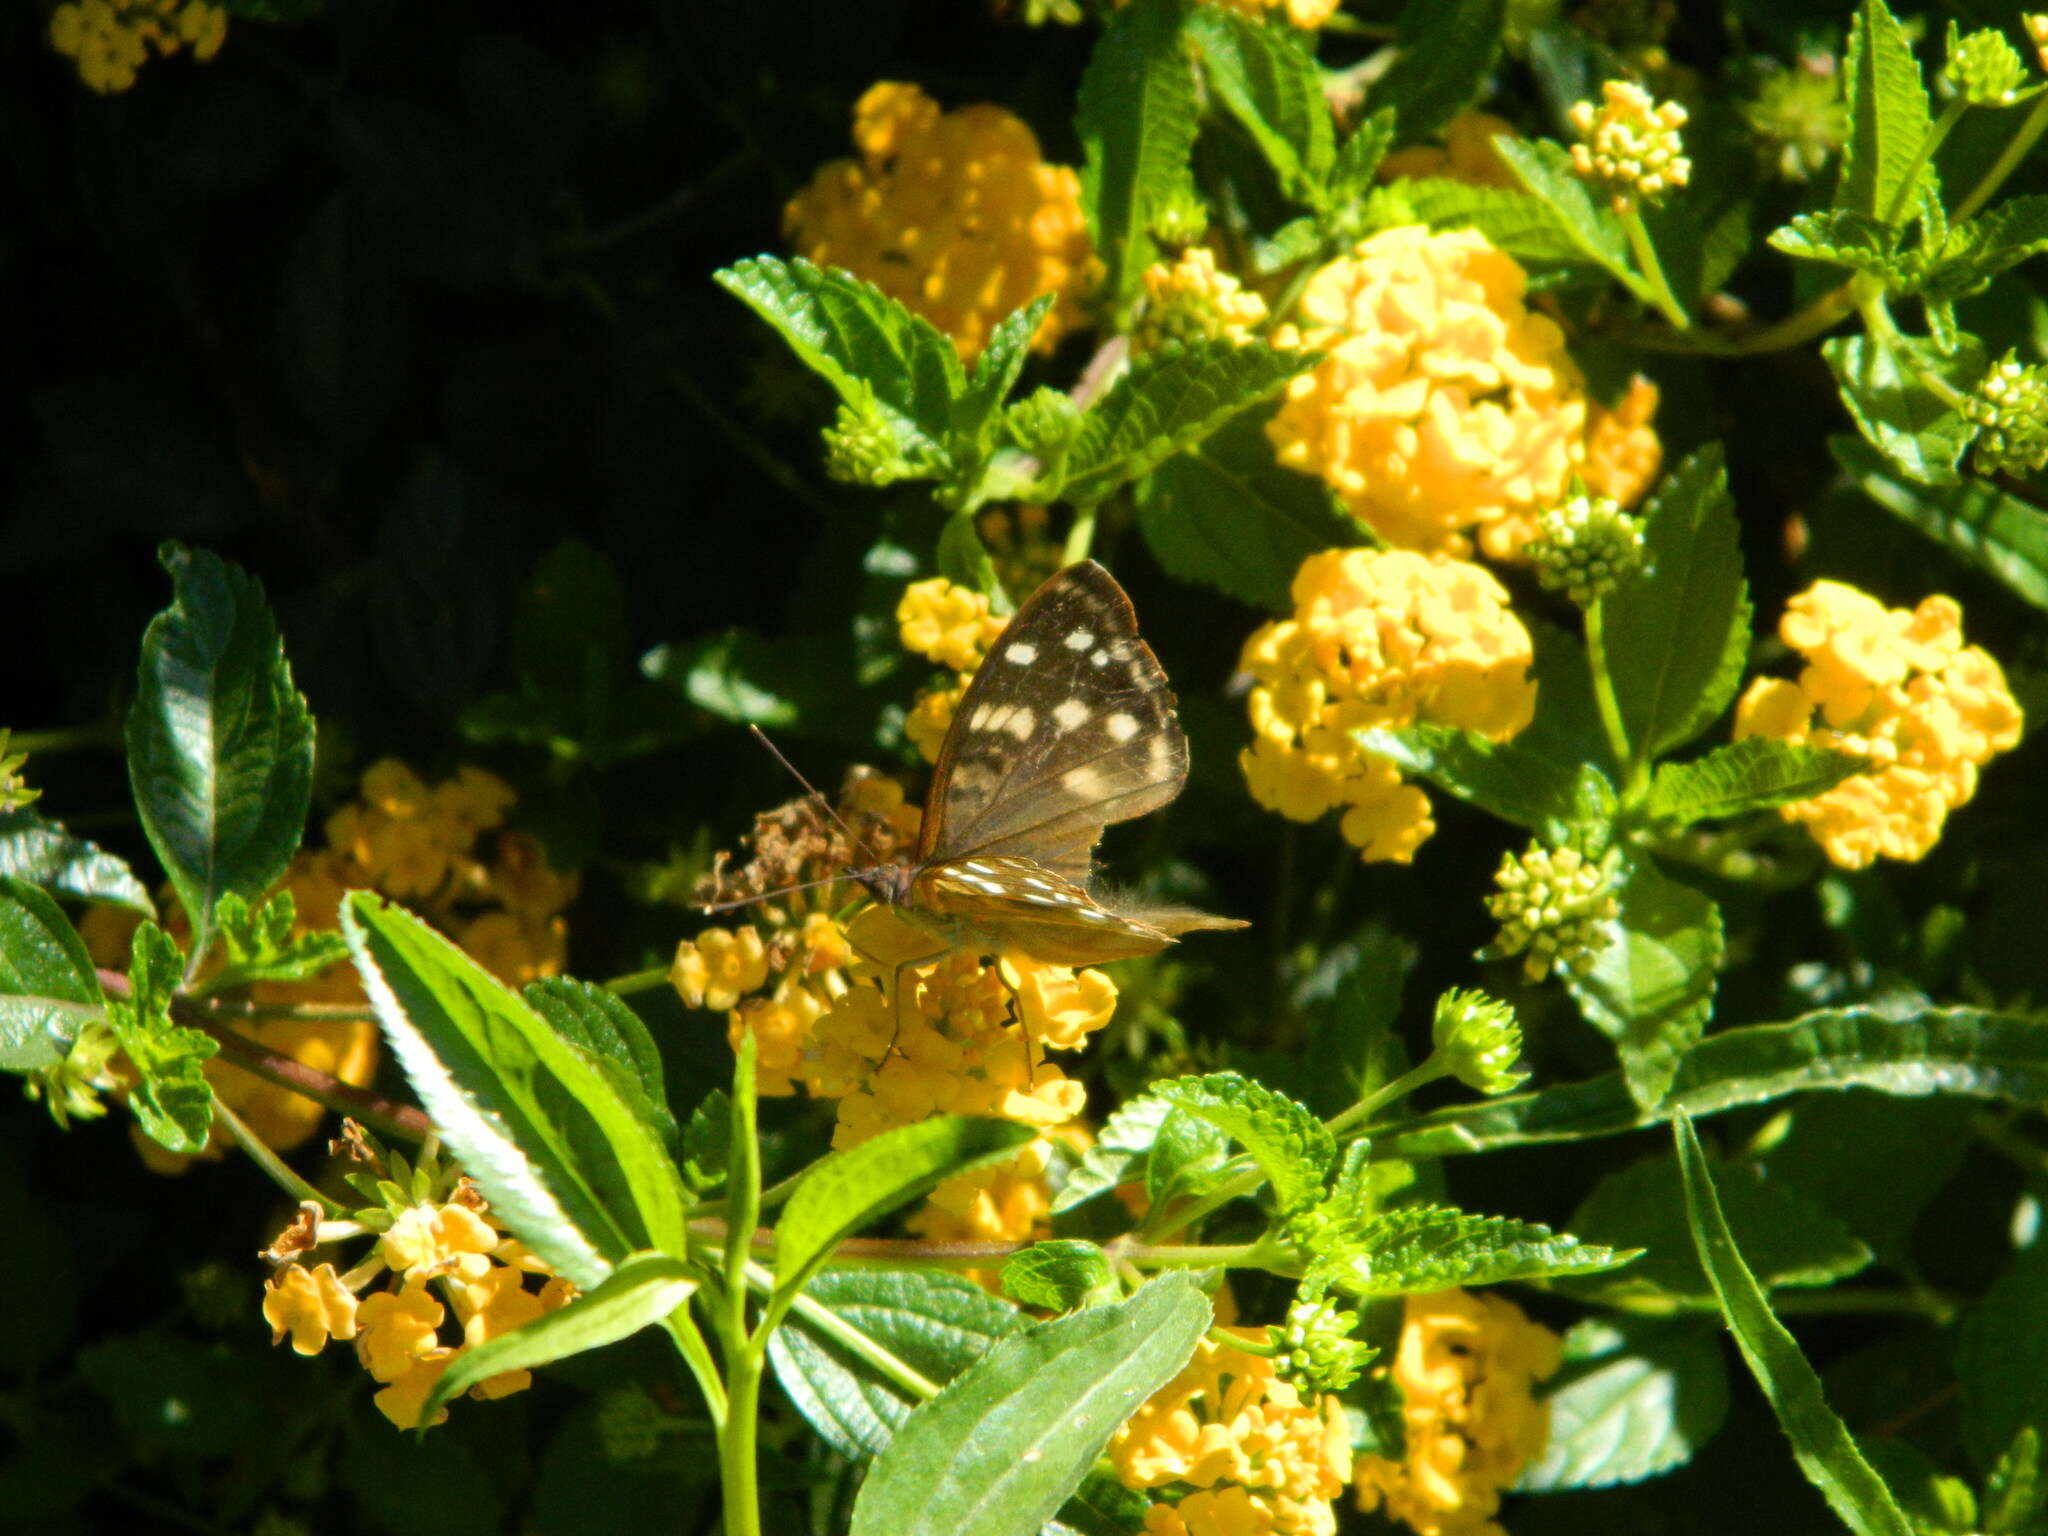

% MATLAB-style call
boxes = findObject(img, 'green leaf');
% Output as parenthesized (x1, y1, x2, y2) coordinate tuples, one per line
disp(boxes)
(1364, 0, 1507, 141)
(1911, 195, 2048, 303)
(1076, 0, 1199, 307)
(125, 543, 315, 955)
(524, 978, 678, 1148)
(1959, 1244, 2048, 1471)
(1325, 110, 1396, 208)
(775, 1117, 1039, 1298)
(1602, 445, 1751, 762)
(1673, 1114, 1916, 1536)
(1402, 178, 1605, 269)
(847, 1274, 1211, 1536)
(1358, 723, 1586, 834)
(1984, 1426, 2046, 1535)
(1834, 435, 2048, 613)
(681, 1090, 732, 1195)
(1516, 1317, 1730, 1491)
(1002, 1241, 1119, 1313)
(0, 810, 153, 915)
(935, 508, 1002, 598)
(1144, 1107, 1234, 1209)
(1493, 137, 1633, 284)
(645, 626, 829, 728)
(201, 890, 349, 992)
(341, 892, 690, 1290)
(108, 922, 217, 1154)
(1767, 209, 1902, 275)
(1152, 1071, 1336, 1215)
(0, 876, 107, 1074)
(713, 255, 963, 465)
(956, 296, 1053, 451)
(1050, 1094, 1173, 1214)
(1837, 0, 1932, 222)
(1382, 1005, 2048, 1158)
(1312, 1204, 1636, 1296)
(419, 1251, 696, 1429)
(768, 1269, 1025, 1459)
(1055, 341, 1315, 509)
(1646, 739, 1870, 827)
(1053, 1475, 1153, 1536)
(1185, 7, 1333, 205)
(1133, 410, 1358, 612)
(1824, 333, 1985, 487)
(1561, 1152, 1870, 1304)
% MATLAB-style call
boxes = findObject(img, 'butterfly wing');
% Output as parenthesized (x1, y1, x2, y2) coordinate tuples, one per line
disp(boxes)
(918, 855, 1176, 965)
(920, 561, 1187, 881)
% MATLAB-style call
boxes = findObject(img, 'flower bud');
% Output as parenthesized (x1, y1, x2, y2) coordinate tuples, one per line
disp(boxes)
(1275, 1293, 1375, 1395)
(1431, 988, 1530, 1095)
(1568, 80, 1692, 209)
(1528, 493, 1647, 607)
(1484, 841, 1619, 982)
(1947, 23, 2027, 107)
(1964, 351, 2048, 477)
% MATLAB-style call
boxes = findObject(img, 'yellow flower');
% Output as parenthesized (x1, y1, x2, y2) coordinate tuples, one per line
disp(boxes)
(373, 1351, 457, 1431)
(2028, 15, 2048, 74)
(1240, 550, 1536, 863)
(1380, 113, 1522, 189)
(177, 0, 226, 60)
(1112, 1329, 1352, 1536)
(1355, 1289, 1561, 1536)
(48, 0, 221, 93)
(906, 676, 970, 764)
(379, 1201, 501, 1285)
(898, 577, 1007, 671)
(1198, 0, 1343, 27)
(784, 82, 1098, 362)
(262, 1263, 360, 1355)
(1734, 582, 2023, 868)
(1568, 80, 1691, 210)
(1135, 247, 1269, 352)
(356, 1283, 447, 1383)
(1267, 226, 1661, 556)
(671, 924, 771, 1010)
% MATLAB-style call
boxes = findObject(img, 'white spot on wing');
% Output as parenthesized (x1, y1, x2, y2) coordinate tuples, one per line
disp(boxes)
(1004, 642, 1038, 665)
(969, 704, 994, 730)
(1105, 712, 1139, 742)
(1003, 707, 1036, 741)
(1053, 698, 1089, 732)
(1090, 649, 1111, 667)
(1061, 766, 1103, 794)
(1064, 629, 1094, 651)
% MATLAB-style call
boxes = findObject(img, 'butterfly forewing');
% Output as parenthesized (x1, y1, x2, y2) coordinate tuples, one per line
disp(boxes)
(922, 562, 1187, 881)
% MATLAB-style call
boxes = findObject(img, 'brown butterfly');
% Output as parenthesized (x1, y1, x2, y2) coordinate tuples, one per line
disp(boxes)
(852, 560, 1245, 969)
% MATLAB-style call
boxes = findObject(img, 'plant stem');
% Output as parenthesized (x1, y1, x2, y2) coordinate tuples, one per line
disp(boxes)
(718, 1340, 765, 1536)
(1883, 96, 1968, 229)
(1063, 504, 1098, 564)
(716, 1036, 763, 1536)
(1953, 92, 2048, 222)
(1619, 205, 1689, 330)
(746, 1260, 943, 1399)
(1613, 278, 1859, 357)
(213, 1097, 344, 1215)
(7, 722, 121, 755)
(603, 965, 671, 996)
(1328, 1058, 1449, 1137)
(1584, 602, 1639, 799)
(665, 1303, 729, 1428)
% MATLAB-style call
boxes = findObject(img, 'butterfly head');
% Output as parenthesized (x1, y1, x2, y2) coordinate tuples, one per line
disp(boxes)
(849, 858, 918, 910)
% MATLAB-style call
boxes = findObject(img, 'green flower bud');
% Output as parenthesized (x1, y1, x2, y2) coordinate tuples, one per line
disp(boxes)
(1005, 386, 1086, 459)
(1964, 351, 2048, 476)
(1484, 840, 1619, 983)
(1431, 988, 1529, 1095)
(28, 1018, 118, 1129)
(1527, 493, 1647, 607)
(822, 398, 913, 487)
(1274, 1292, 1375, 1396)
(1147, 182, 1210, 248)
(0, 730, 38, 814)
(1947, 23, 2027, 107)
(1741, 64, 1848, 182)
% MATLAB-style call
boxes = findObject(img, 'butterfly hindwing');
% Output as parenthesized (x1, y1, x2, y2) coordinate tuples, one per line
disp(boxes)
(923, 562, 1187, 881)
(918, 856, 1178, 966)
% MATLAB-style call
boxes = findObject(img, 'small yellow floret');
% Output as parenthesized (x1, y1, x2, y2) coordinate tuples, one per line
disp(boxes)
(2028, 16, 2048, 73)
(671, 924, 770, 1011)
(355, 1283, 447, 1383)
(898, 577, 1008, 672)
(1567, 80, 1691, 210)
(379, 1201, 501, 1285)
(262, 1263, 359, 1356)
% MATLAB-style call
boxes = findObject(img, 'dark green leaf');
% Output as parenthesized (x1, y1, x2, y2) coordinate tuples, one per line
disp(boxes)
(1365, 0, 1507, 141)
(1002, 1241, 1118, 1313)
(1153, 1071, 1336, 1215)
(1185, 8, 1333, 204)
(1673, 1115, 1916, 1536)
(1516, 1317, 1730, 1490)
(847, 1274, 1211, 1536)
(681, 1090, 732, 1195)
(1647, 739, 1870, 827)
(1837, 0, 1932, 223)
(1824, 334, 1984, 487)
(108, 922, 217, 1154)
(1959, 1244, 2048, 1471)
(0, 810, 153, 915)
(1325, 110, 1395, 208)
(201, 890, 348, 991)
(1493, 137, 1633, 283)
(524, 978, 678, 1148)
(1603, 445, 1751, 762)
(1314, 1204, 1635, 1296)
(1768, 209, 1902, 274)
(1760, 1093, 1971, 1264)
(0, 877, 106, 1074)
(1358, 723, 1585, 834)
(645, 627, 827, 729)
(125, 543, 315, 955)
(935, 509, 1002, 598)
(1984, 1426, 2046, 1534)
(1402, 178, 1604, 268)
(1053, 1475, 1153, 1536)
(1076, 0, 1200, 307)
(1134, 410, 1358, 612)
(1911, 195, 2048, 303)
(1834, 434, 2048, 612)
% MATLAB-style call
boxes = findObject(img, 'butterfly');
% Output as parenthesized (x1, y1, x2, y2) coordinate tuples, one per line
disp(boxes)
(852, 560, 1245, 970)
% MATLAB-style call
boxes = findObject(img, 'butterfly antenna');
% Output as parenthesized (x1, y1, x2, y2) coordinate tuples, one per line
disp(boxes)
(746, 724, 874, 864)
(698, 873, 861, 916)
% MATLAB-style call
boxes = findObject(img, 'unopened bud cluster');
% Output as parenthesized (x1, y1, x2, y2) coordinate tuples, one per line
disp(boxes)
(1528, 493, 1647, 607)
(1275, 1293, 1375, 1396)
(1569, 81, 1691, 209)
(1432, 988, 1529, 1095)
(1965, 352, 2048, 476)
(1946, 23, 2027, 107)
(1486, 842, 1619, 982)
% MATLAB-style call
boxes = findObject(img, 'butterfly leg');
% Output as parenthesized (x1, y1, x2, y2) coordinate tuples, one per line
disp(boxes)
(847, 925, 952, 1071)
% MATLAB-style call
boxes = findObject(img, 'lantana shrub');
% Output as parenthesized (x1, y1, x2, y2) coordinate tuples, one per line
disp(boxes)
(10, 1, 2048, 1534)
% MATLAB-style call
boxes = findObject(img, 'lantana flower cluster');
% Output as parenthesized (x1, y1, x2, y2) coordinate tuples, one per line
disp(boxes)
(1267, 225, 1662, 559)
(1568, 81, 1692, 210)
(262, 1156, 576, 1431)
(1110, 1328, 1353, 1536)
(1734, 582, 2023, 869)
(1354, 1289, 1562, 1536)
(1240, 549, 1537, 864)
(48, 0, 225, 94)
(784, 82, 1098, 362)
(899, 575, 1012, 762)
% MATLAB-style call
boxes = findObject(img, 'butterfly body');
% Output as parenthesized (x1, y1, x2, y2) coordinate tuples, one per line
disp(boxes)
(852, 560, 1243, 968)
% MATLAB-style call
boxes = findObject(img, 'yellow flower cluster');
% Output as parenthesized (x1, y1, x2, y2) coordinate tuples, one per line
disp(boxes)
(899, 576, 1010, 762)
(784, 82, 1098, 362)
(1240, 550, 1537, 863)
(1734, 582, 2023, 869)
(1355, 1289, 1562, 1536)
(263, 1189, 577, 1430)
(1267, 226, 1663, 558)
(1135, 248, 1270, 353)
(1199, 0, 1344, 27)
(1380, 113, 1522, 190)
(1568, 81, 1692, 210)
(1111, 1329, 1352, 1536)
(48, 0, 224, 94)
(2028, 16, 2048, 74)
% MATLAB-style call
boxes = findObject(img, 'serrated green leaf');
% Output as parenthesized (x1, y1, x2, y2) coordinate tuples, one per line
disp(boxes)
(1055, 341, 1315, 508)
(1365, 0, 1506, 141)
(1674, 1114, 1915, 1536)
(200, 890, 349, 993)
(1358, 723, 1586, 834)
(1051, 1094, 1173, 1214)
(1325, 110, 1395, 208)
(1153, 1071, 1336, 1215)
(0, 876, 107, 1074)
(775, 1117, 1039, 1299)
(1186, 7, 1333, 204)
(0, 810, 153, 915)
(1603, 445, 1751, 763)
(1911, 195, 2048, 303)
(1561, 1152, 1870, 1304)
(1647, 739, 1870, 827)
(1838, 0, 1932, 223)
(1564, 851, 1722, 1110)
(713, 255, 963, 465)
(1493, 137, 1633, 283)
(109, 922, 217, 1154)
(125, 543, 314, 958)
(1835, 434, 2048, 612)
(1402, 178, 1602, 268)
(1382, 1005, 2048, 1158)
(957, 295, 1053, 453)
(1002, 1241, 1118, 1313)
(419, 1251, 696, 1428)
(1768, 209, 1902, 273)
(1959, 1244, 2048, 1472)
(1145, 1106, 1235, 1210)
(847, 1274, 1211, 1536)
(1133, 410, 1357, 611)
(769, 1269, 1025, 1459)
(341, 892, 689, 1291)
(1516, 1317, 1729, 1491)
(1314, 1204, 1635, 1296)
(1824, 333, 1984, 487)
(1253, 214, 1327, 275)
(524, 978, 678, 1148)
(1076, 0, 1200, 307)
